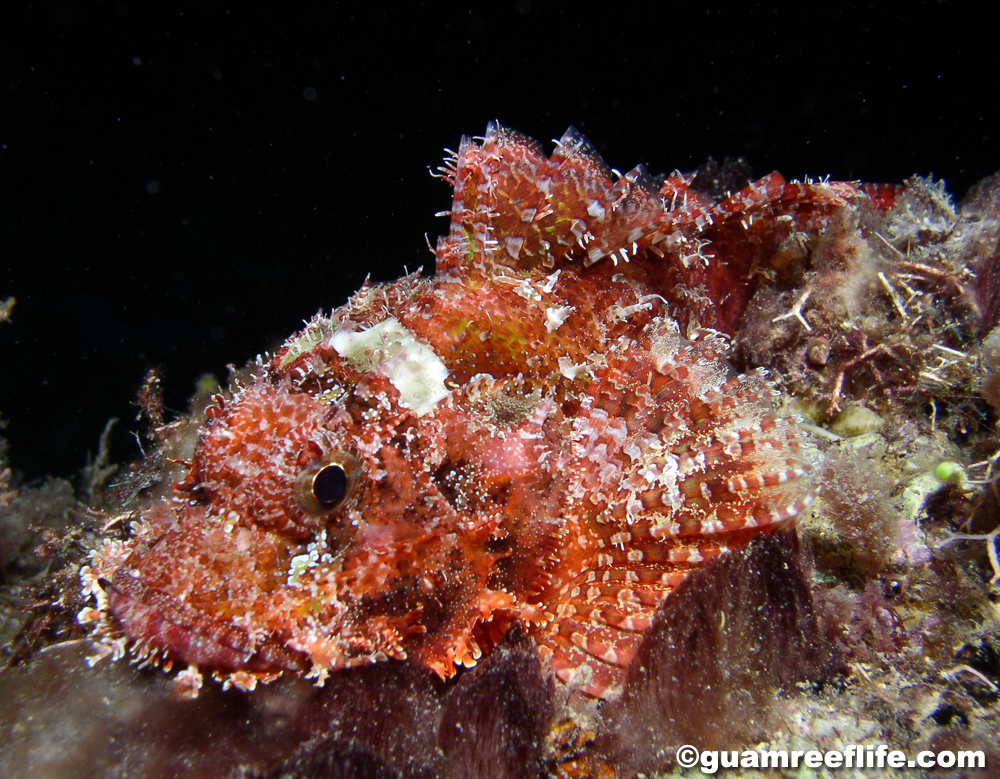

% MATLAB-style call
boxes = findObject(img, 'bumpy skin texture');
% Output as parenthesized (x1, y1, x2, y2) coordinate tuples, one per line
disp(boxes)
(86, 123, 851, 699)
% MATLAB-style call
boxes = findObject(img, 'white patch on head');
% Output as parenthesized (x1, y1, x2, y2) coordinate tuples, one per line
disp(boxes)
(331, 318, 449, 415)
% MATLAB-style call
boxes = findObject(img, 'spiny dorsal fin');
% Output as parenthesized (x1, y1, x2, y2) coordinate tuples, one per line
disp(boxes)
(435, 122, 665, 274)
(433, 123, 859, 281)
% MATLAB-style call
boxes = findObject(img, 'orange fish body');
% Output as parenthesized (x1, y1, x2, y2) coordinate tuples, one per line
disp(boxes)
(86, 123, 838, 698)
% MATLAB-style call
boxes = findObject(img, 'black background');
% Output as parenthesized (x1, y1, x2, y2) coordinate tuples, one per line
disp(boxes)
(1, 2, 997, 481)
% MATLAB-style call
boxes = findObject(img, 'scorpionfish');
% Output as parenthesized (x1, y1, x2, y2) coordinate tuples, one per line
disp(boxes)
(81, 123, 855, 699)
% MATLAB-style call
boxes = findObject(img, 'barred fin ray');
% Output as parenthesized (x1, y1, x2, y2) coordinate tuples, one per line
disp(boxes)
(536, 622, 640, 699)
(537, 635, 622, 698)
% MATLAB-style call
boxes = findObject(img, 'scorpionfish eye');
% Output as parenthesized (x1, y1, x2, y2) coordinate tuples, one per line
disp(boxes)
(295, 450, 361, 516)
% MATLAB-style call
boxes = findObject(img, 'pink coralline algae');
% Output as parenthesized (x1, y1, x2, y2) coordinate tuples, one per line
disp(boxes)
(77, 122, 903, 701)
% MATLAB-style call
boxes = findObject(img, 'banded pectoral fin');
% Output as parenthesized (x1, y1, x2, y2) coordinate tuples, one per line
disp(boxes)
(537, 432, 816, 700)
(534, 552, 703, 699)
(533, 497, 813, 701)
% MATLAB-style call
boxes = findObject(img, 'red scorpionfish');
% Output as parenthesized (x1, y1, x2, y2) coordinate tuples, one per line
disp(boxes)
(80, 123, 854, 699)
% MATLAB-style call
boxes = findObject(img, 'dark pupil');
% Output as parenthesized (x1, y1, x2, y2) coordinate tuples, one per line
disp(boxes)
(313, 464, 347, 507)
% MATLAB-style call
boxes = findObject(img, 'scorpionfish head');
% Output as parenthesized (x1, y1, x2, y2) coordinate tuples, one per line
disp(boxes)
(106, 312, 564, 686)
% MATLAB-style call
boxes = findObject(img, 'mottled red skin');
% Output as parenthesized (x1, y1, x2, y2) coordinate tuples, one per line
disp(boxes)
(99, 123, 866, 697)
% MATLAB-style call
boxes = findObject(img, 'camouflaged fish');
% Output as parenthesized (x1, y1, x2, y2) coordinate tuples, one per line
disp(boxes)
(80, 122, 850, 698)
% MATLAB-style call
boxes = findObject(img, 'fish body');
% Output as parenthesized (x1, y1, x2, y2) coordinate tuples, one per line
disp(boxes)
(86, 123, 842, 698)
